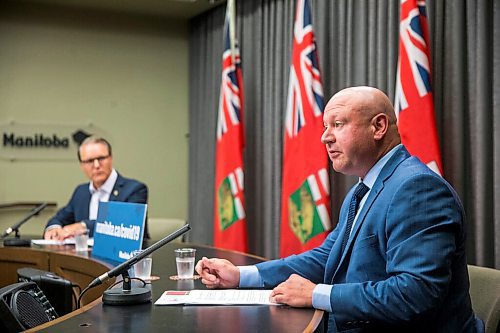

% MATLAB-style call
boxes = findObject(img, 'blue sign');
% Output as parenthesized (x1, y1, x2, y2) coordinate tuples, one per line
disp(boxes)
(92, 201, 147, 263)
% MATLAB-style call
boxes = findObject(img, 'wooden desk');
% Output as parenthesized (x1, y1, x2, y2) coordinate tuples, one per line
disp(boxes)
(0, 243, 323, 332)
(0, 245, 114, 305)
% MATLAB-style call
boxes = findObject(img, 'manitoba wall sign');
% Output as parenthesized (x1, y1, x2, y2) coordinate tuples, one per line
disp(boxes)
(0, 123, 105, 161)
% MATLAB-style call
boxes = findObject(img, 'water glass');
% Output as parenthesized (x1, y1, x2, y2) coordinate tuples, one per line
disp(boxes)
(74, 229, 89, 252)
(131, 250, 152, 280)
(175, 248, 196, 279)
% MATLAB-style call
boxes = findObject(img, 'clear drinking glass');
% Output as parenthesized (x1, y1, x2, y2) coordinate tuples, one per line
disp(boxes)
(74, 229, 89, 252)
(175, 248, 196, 279)
(131, 250, 152, 280)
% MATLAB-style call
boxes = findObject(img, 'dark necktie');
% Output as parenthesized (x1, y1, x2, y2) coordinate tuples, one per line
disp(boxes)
(341, 182, 370, 253)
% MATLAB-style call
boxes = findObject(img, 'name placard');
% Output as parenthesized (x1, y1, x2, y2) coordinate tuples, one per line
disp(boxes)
(92, 201, 147, 263)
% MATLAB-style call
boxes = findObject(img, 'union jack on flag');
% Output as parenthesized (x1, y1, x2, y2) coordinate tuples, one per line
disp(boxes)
(281, 0, 330, 257)
(216, 9, 243, 141)
(394, 0, 443, 175)
(285, 0, 324, 139)
(214, 0, 247, 252)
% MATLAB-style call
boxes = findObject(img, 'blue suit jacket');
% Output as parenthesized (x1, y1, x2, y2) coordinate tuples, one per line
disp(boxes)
(46, 173, 149, 238)
(257, 146, 480, 332)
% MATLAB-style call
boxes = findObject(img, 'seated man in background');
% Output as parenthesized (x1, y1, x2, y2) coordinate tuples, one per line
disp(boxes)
(44, 136, 148, 240)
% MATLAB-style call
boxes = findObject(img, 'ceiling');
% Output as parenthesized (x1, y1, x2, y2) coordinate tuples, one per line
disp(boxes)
(11, 0, 226, 19)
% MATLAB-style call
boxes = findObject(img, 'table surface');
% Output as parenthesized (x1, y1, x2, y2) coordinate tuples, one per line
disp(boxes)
(28, 242, 321, 333)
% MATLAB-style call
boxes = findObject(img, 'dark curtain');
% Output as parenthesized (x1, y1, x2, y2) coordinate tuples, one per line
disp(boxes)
(188, 0, 500, 268)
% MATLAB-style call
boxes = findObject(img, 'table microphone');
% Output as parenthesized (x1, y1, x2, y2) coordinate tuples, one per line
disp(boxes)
(83, 224, 191, 306)
(2, 203, 48, 247)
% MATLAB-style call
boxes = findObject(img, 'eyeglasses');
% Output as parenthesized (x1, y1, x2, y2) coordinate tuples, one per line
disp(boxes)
(80, 155, 110, 165)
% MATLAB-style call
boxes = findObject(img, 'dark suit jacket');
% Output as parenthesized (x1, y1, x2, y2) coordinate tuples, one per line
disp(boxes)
(256, 146, 481, 332)
(46, 173, 149, 238)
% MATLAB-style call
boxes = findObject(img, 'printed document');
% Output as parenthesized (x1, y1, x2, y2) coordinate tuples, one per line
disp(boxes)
(155, 289, 277, 305)
(31, 238, 94, 246)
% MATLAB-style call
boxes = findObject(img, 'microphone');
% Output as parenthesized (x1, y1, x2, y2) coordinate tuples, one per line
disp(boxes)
(2, 203, 48, 247)
(84, 223, 190, 306)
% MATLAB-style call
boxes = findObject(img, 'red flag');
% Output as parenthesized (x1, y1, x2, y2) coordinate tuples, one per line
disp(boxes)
(280, 0, 331, 257)
(214, 0, 248, 252)
(395, 0, 443, 175)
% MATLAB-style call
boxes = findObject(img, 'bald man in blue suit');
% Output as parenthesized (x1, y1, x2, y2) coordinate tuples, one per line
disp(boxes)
(44, 137, 148, 240)
(196, 87, 483, 332)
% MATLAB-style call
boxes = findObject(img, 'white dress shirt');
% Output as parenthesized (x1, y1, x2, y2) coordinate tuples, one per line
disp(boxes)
(88, 169, 118, 220)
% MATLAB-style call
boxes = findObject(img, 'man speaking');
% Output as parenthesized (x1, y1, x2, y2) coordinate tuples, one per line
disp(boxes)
(44, 136, 148, 240)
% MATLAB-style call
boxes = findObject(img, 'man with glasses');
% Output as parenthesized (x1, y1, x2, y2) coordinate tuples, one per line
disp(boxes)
(43, 136, 148, 240)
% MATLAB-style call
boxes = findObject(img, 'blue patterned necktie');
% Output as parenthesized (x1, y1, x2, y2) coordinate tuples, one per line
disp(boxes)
(341, 182, 370, 253)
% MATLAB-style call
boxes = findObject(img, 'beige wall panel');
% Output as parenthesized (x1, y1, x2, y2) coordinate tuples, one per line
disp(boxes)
(0, 4, 189, 237)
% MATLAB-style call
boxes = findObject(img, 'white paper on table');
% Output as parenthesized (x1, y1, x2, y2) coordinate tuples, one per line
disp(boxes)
(154, 289, 278, 306)
(31, 238, 94, 246)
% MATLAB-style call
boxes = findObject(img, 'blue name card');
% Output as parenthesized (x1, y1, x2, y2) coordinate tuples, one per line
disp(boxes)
(91, 201, 147, 263)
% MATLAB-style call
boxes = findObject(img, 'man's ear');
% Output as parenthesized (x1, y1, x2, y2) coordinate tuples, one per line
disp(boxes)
(372, 113, 389, 140)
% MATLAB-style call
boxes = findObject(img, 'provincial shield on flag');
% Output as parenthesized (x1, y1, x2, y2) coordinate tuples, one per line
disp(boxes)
(288, 169, 330, 244)
(217, 168, 245, 231)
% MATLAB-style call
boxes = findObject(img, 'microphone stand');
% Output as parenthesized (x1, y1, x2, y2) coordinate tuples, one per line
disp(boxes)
(80, 224, 191, 306)
(2, 203, 48, 247)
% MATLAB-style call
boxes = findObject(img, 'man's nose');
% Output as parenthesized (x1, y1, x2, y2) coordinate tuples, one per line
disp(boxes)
(321, 129, 334, 144)
(92, 158, 101, 167)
